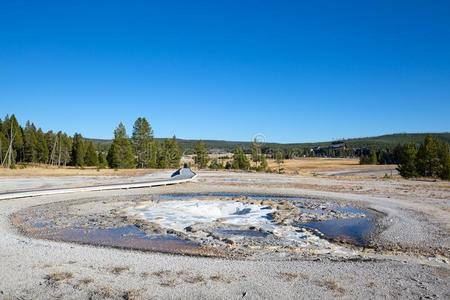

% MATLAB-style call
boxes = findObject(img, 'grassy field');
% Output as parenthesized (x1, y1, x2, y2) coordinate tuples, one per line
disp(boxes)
(265, 158, 398, 177)
(267, 158, 359, 172)
(0, 158, 397, 177)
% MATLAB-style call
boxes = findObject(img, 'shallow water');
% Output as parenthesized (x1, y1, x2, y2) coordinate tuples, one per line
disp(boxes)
(18, 192, 377, 256)
(34, 225, 200, 254)
(299, 207, 375, 246)
(157, 193, 376, 246)
(215, 228, 269, 237)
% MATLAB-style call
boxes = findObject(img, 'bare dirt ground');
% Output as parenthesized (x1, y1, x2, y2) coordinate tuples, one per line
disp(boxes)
(0, 163, 449, 299)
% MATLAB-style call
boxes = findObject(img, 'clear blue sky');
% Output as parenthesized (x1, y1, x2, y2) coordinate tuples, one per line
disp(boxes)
(1, 1, 449, 143)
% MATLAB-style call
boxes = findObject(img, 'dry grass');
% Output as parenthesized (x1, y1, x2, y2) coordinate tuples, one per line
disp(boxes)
(266, 157, 398, 175)
(44, 271, 73, 285)
(183, 274, 205, 284)
(316, 279, 346, 296)
(78, 277, 94, 285)
(159, 279, 176, 287)
(88, 286, 115, 299)
(267, 158, 359, 173)
(277, 272, 309, 282)
(110, 266, 130, 275)
(122, 290, 141, 300)
(0, 165, 157, 177)
(151, 270, 171, 278)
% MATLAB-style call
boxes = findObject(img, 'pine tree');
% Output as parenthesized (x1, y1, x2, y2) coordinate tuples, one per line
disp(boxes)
(156, 141, 168, 168)
(167, 135, 181, 168)
(35, 128, 49, 163)
(59, 133, 72, 166)
(209, 158, 223, 170)
(251, 139, 261, 168)
(397, 143, 418, 178)
(131, 117, 154, 168)
(23, 121, 38, 163)
(148, 141, 158, 168)
(97, 151, 107, 168)
(275, 149, 284, 173)
(156, 136, 181, 169)
(416, 135, 440, 177)
(107, 123, 136, 169)
(9, 114, 24, 162)
(84, 141, 98, 166)
(437, 141, 450, 180)
(0, 119, 7, 165)
(260, 153, 268, 171)
(231, 146, 250, 170)
(369, 149, 378, 165)
(194, 141, 209, 169)
(71, 133, 86, 167)
(1, 114, 24, 167)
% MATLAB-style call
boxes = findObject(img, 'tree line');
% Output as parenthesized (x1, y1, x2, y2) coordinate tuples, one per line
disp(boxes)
(193, 139, 286, 173)
(396, 135, 450, 180)
(0, 114, 181, 169)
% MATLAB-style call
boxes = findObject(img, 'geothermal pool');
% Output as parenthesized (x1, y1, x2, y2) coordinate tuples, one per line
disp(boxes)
(128, 199, 275, 231)
(13, 193, 377, 258)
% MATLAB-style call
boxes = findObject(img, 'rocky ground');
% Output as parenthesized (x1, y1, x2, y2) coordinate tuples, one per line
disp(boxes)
(0, 169, 449, 299)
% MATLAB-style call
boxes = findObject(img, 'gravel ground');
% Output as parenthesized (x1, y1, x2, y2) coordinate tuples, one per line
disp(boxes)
(0, 170, 449, 299)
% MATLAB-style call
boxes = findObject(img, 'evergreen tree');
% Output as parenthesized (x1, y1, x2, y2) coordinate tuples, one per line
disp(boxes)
(231, 146, 250, 170)
(9, 114, 24, 162)
(59, 133, 72, 166)
(107, 123, 136, 169)
(416, 135, 440, 177)
(97, 151, 107, 168)
(1, 114, 24, 166)
(209, 158, 223, 170)
(251, 139, 261, 168)
(194, 141, 209, 169)
(23, 121, 38, 163)
(437, 141, 450, 180)
(35, 128, 49, 163)
(370, 149, 378, 165)
(0, 119, 7, 165)
(131, 117, 154, 168)
(260, 153, 268, 171)
(396, 143, 417, 178)
(46, 130, 59, 165)
(156, 136, 181, 168)
(156, 142, 168, 168)
(148, 141, 158, 168)
(71, 133, 86, 167)
(84, 141, 98, 166)
(275, 149, 284, 173)
(167, 135, 181, 168)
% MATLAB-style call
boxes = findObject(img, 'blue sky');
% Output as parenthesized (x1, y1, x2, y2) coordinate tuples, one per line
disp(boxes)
(1, 0, 449, 142)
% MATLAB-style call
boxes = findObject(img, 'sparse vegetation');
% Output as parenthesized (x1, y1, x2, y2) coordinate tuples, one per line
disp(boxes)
(231, 146, 250, 170)
(194, 141, 209, 169)
(44, 272, 73, 285)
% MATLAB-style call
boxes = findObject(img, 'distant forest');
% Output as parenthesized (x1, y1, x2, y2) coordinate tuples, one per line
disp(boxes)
(0, 114, 449, 177)
(89, 133, 450, 154)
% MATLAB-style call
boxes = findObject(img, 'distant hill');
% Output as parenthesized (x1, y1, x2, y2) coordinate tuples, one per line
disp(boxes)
(87, 132, 450, 153)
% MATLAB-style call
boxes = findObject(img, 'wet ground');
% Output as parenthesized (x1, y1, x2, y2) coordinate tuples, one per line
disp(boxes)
(12, 192, 378, 258)
(157, 193, 376, 245)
